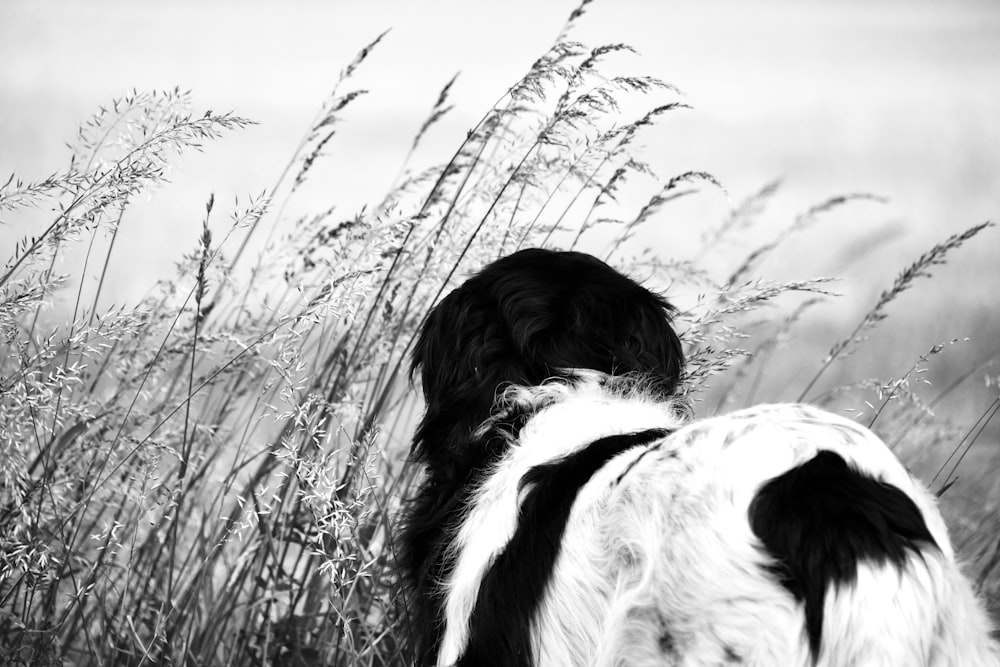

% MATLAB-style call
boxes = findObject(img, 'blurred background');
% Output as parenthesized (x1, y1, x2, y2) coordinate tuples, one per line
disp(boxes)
(1, 0, 998, 401)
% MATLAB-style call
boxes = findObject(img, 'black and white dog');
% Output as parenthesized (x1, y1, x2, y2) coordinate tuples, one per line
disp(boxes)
(399, 248, 998, 666)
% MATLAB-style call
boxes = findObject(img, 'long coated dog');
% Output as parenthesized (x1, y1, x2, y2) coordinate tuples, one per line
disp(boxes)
(399, 248, 998, 666)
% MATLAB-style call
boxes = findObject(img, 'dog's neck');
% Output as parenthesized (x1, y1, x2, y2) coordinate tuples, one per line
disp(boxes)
(478, 371, 689, 451)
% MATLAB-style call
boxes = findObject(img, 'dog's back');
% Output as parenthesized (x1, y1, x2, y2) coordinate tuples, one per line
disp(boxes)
(434, 381, 999, 666)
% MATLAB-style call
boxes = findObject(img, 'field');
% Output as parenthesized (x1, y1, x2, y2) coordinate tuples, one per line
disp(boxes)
(1, 3, 998, 664)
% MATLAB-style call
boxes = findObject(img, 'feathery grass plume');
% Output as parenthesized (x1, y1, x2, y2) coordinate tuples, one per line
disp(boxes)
(676, 278, 837, 402)
(0, 172, 71, 217)
(679, 277, 837, 341)
(711, 277, 838, 316)
(1, 91, 252, 290)
(798, 221, 994, 401)
(533, 107, 691, 250)
(228, 30, 389, 273)
(604, 170, 724, 261)
(410, 73, 459, 154)
(864, 338, 966, 430)
(725, 192, 885, 288)
(694, 178, 782, 262)
(889, 348, 1000, 452)
(708, 301, 816, 413)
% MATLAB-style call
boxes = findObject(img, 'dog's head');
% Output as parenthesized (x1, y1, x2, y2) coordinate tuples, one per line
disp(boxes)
(410, 248, 683, 479)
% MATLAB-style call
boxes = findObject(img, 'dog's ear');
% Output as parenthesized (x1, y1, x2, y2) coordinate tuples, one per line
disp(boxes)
(617, 290, 684, 396)
(410, 282, 528, 477)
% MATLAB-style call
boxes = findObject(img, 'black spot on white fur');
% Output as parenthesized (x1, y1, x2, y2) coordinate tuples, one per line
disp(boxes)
(658, 630, 676, 655)
(457, 429, 669, 667)
(748, 450, 939, 659)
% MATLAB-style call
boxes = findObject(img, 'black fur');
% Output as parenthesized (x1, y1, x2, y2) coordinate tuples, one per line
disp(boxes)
(748, 450, 939, 659)
(399, 248, 683, 664)
(410, 248, 683, 478)
(458, 429, 670, 667)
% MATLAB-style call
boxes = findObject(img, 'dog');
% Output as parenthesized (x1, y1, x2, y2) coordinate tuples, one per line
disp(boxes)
(399, 248, 998, 666)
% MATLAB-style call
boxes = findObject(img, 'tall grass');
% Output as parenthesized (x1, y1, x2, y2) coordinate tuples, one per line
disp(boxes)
(2, 3, 997, 664)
